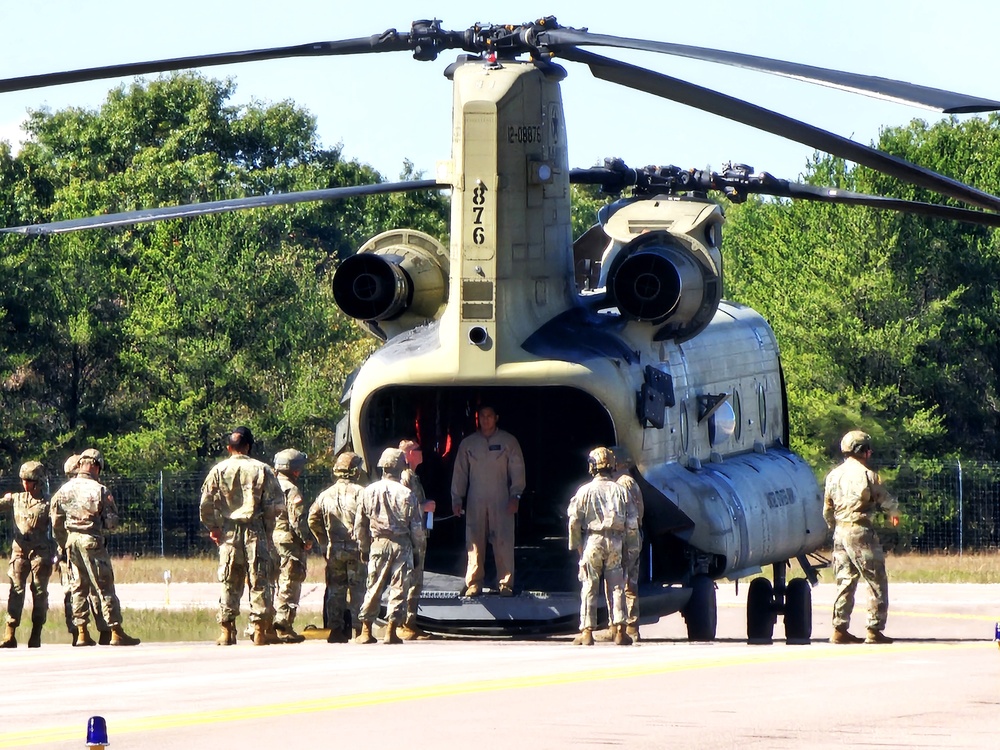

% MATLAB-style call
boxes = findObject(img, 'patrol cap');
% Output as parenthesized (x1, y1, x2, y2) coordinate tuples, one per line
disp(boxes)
(274, 448, 307, 472)
(64, 454, 81, 476)
(840, 430, 872, 456)
(587, 447, 616, 472)
(376, 448, 407, 473)
(334, 451, 362, 479)
(19, 461, 45, 482)
(79, 448, 105, 471)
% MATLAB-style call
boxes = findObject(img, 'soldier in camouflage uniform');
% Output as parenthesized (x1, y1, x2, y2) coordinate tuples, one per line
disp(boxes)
(50, 449, 140, 647)
(1, 461, 54, 648)
(568, 447, 636, 646)
(200, 426, 284, 646)
(824, 430, 900, 645)
(58, 454, 111, 646)
(613, 447, 644, 641)
(272, 448, 312, 644)
(353, 448, 422, 645)
(398, 439, 435, 640)
(309, 452, 365, 643)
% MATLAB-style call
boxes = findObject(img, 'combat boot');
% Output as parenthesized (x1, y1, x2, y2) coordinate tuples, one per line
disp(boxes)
(216, 621, 237, 646)
(97, 630, 113, 646)
(110, 625, 141, 646)
(75, 623, 97, 647)
(355, 622, 377, 644)
(252, 622, 269, 646)
(865, 629, 894, 644)
(626, 624, 641, 642)
(326, 627, 349, 643)
(612, 624, 633, 646)
(0, 623, 16, 648)
(572, 628, 594, 646)
(399, 618, 430, 641)
(274, 623, 305, 644)
(830, 627, 864, 644)
(28, 621, 44, 649)
(265, 622, 283, 645)
(384, 622, 403, 645)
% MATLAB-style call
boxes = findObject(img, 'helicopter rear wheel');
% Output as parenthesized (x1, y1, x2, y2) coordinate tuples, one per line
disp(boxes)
(683, 574, 717, 641)
(746, 577, 775, 644)
(783, 577, 812, 644)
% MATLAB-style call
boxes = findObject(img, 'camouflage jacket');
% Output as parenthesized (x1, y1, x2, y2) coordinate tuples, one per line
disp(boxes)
(401, 468, 427, 523)
(309, 479, 364, 555)
(50, 476, 119, 548)
(823, 456, 899, 528)
(0, 490, 55, 557)
(274, 473, 310, 547)
(353, 477, 422, 556)
(567, 475, 636, 551)
(199, 453, 284, 530)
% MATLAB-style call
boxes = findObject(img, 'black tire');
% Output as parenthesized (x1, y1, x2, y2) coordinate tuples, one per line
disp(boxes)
(784, 577, 812, 644)
(746, 577, 775, 644)
(683, 574, 717, 641)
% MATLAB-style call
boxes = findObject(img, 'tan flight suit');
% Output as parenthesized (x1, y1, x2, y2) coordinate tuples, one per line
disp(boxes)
(451, 429, 525, 592)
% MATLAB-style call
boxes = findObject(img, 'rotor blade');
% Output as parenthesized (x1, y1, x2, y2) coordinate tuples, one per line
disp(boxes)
(759, 179, 1000, 226)
(541, 29, 1000, 114)
(0, 180, 442, 236)
(0, 34, 410, 94)
(559, 48, 1000, 213)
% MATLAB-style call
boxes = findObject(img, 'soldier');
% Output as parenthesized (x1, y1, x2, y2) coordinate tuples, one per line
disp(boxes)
(0, 461, 55, 648)
(451, 404, 525, 597)
(271, 448, 312, 644)
(613, 446, 644, 641)
(568, 447, 635, 646)
(353, 448, 422, 645)
(398, 439, 435, 640)
(50, 448, 140, 646)
(309, 452, 365, 643)
(200, 426, 284, 646)
(824, 430, 900, 645)
(58, 454, 111, 646)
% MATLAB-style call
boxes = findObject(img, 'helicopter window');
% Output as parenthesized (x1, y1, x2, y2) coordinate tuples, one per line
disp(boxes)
(757, 383, 767, 437)
(732, 389, 742, 442)
(708, 400, 737, 447)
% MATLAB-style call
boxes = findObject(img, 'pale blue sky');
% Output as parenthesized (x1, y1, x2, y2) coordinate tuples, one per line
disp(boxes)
(2, 0, 997, 185)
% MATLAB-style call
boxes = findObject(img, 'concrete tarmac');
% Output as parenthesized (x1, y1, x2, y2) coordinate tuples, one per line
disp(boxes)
(0, 582, 996, 749)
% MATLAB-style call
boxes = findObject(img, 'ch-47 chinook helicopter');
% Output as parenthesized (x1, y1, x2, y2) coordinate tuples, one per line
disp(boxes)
(4, 17, 1000, 642)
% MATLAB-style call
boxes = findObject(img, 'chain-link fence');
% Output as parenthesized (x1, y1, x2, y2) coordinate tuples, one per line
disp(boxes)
(1, 460, 998, 557)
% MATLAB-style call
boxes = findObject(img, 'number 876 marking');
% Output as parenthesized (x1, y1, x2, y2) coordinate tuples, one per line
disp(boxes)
(471, 184, 488, 245)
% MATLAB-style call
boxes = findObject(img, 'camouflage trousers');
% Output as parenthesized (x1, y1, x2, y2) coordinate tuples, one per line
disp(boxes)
(274, 540, 308, 629)
(6, 550, 53, 626)
(59, 559, 108, 635)
(579, 532, 625, 631)
(405, 535, 427, 623)
(359, 537, 413, 626)
(323, 542, 364, 632)
(65, 532, 123, 628)
(623, 528, 642, 626)
(832, 523, 889, 631)
(216, 520, 274, 625)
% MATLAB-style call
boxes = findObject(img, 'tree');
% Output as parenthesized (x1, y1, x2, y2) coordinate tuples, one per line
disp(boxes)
(0, 73, 448, 474)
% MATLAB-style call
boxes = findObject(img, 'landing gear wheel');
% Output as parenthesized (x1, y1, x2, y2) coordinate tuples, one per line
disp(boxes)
(746, 577, 775, 644)
(683, 574, 717, 641)
(784, 577, 812, 644)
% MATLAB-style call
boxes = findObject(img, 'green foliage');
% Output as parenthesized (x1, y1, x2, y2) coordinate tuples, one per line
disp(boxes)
(0, 74, 446, 474)
(722, 115, 1000, 474)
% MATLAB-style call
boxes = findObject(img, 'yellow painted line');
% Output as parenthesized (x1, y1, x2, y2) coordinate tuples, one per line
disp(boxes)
(0, 640, 986, 748)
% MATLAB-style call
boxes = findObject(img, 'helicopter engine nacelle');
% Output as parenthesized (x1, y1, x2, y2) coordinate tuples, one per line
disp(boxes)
(600, 197, 723, 341)
(332, 229, 449, 340)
